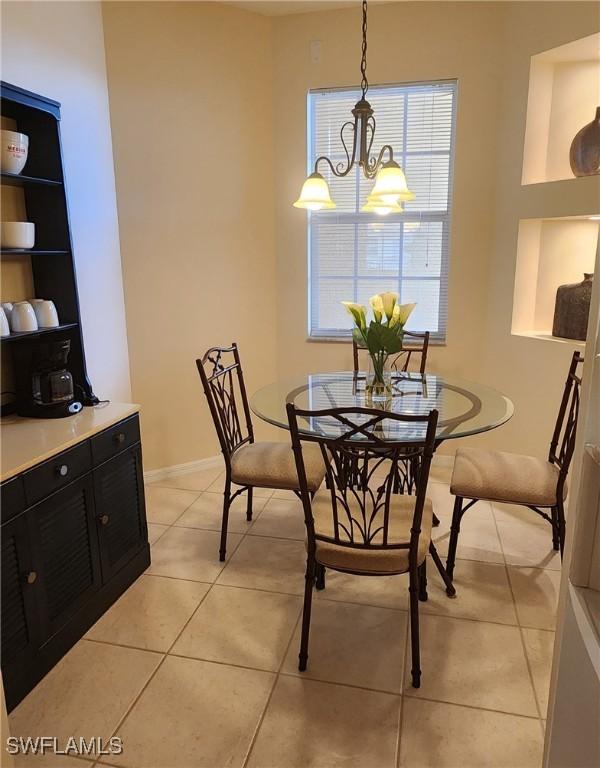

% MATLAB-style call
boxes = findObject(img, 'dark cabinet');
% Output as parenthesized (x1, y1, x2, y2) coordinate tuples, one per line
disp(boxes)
(1, 512, 40, 670)
(32, 475, 101, 639)
(1, 413, 149, 711)
(95, 446, 146, 582)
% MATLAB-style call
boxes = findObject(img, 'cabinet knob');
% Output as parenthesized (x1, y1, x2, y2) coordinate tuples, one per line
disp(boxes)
(56, 464, 69, 477)
(100, 514, 110, 526)
(114, 432, 126, 445)
(25, 571, 37, 585)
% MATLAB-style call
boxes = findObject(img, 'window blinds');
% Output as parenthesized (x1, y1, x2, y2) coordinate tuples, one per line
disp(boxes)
(308, 81, 457, 340)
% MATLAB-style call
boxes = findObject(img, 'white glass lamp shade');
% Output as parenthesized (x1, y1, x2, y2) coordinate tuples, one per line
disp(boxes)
(371, 160, 415, 204)
(293, 172, 336, 210)
(361, 193, 403, 216)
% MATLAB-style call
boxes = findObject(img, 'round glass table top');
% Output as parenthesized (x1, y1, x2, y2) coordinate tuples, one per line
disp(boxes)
(250, 372, 514, 443)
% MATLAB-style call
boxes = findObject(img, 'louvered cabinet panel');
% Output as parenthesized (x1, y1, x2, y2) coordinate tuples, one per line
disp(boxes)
(1, 513, 39, 668)
(31, 475, 101, 639)
(94, 445, 147, 582)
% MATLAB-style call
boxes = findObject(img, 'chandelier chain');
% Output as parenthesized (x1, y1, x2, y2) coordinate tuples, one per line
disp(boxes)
(360, 0, 368, 98)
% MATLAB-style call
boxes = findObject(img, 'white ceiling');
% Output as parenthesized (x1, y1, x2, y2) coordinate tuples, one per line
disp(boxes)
(223, 1, 395, 17)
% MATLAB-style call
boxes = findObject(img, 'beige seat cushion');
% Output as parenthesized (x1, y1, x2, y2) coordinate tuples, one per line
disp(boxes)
(311, 489, 433, 575)
(230, 441, 325, 491)
(451, 447, 565, 507)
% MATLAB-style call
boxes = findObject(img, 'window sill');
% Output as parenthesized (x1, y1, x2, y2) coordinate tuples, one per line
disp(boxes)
(306, 336, 447, 347)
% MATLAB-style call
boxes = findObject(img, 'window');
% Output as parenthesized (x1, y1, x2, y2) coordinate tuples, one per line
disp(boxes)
(308, 80, 457, 341)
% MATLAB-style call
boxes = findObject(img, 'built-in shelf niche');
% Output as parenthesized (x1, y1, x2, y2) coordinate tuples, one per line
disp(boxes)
(512, 215, 599, 344)
(522, 33, 600, 185)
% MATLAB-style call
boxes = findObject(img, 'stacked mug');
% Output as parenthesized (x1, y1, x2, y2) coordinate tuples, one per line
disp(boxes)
(1, 129, 35, 251)
(0, 299, 60, 336)
(1, 129, 29, 174)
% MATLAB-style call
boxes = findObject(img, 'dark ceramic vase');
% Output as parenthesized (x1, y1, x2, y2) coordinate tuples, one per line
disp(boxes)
(570, 107, 600, 177)
(552, 273, 594, 341)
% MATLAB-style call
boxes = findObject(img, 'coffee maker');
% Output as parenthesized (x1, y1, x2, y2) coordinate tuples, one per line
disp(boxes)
(22, 339, 83, 418)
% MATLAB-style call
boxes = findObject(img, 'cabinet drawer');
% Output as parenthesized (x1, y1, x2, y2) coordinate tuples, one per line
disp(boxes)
(22, 442, 91, 507)
(91, 415, 140, 466)
(1, 476, 26, 524)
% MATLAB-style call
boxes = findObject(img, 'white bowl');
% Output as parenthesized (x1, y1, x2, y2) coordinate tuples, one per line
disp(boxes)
(1, 221, 35, 249)
(1, 130, 28, 174)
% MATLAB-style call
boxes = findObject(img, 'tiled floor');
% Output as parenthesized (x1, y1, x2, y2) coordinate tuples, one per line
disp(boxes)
(8, 466, 559, 768)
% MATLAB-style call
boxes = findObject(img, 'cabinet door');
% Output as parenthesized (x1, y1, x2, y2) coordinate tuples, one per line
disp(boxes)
(1, 513, 40, 669)
(94, 445, 147, 582)
(31, 475, 101, 640)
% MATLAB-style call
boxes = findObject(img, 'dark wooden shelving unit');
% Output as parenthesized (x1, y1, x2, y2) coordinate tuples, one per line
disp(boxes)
(1, 81, 98, 413)
(1, 82, 149, 715)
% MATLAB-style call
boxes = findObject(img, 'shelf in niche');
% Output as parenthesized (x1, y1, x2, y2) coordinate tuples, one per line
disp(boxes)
(1, 171, 62, 188)
(512, 215, 599, 344)
(522, 33, 600, 186)
(1, 322, 78, 343)
(513, 330, 586, 348)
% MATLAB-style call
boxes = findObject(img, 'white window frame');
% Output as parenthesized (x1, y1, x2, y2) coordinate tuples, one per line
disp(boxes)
(306, 79, 457, 343)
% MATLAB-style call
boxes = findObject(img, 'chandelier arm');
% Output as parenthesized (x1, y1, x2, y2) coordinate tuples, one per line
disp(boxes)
(364, 144, 395, 179)
(339, 119, 358, 175)
(363, 115, 376, 172)
(314, 154, 355, 178)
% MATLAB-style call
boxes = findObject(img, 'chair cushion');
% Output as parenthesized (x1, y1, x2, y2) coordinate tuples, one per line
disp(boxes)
(230, 441, 325, 491)
(311, 489, 433, 575)
(450, 447, 565, 506)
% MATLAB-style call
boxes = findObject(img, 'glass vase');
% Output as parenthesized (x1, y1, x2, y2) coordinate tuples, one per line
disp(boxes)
(366, 352, 393, 400)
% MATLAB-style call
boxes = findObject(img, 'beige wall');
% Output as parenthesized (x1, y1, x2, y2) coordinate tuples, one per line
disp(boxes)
(1, 1, 131, 403)
(272, 1, 598, 460)
(96, 1, 600, 470)
(102, 2, 278, 470)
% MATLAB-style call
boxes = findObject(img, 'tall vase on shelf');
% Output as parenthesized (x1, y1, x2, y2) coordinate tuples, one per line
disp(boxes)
(342, 292, 416, 400)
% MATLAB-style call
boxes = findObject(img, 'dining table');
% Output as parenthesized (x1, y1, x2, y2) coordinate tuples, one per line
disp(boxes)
(250, 371, 514, 446)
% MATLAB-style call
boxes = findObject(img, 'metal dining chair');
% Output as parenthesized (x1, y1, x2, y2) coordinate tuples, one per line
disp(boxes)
(352, 330, 430, 376)
(447, 351, 583, 584)
(287, 402, 455, 689)
(196, 344, 327, 561)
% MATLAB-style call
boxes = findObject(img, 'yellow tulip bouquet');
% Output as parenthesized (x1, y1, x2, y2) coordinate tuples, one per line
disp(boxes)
(342, 292, 416, 393)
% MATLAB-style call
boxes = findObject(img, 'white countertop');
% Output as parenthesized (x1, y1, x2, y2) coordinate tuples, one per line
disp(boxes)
(1, 402, 140, 482)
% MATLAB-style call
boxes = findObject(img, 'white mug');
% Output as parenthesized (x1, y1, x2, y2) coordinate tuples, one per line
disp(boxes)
(11, 301, 38, 332)
(1, 221, 35, 249)
(1, 302, 13, 324)
(0, 307, 9, 337)
(33, 299, 59, 328)
(1, 130, 29, 175)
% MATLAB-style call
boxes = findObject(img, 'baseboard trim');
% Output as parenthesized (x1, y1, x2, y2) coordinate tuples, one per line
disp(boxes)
(144, 452, 453, 483)
(144, 455, 223, 483)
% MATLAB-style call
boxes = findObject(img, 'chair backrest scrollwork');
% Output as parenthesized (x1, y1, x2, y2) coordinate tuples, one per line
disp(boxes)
(196, 344, 254, 463)
(549, 351, 584, 488)
(287, 404, 438, 569)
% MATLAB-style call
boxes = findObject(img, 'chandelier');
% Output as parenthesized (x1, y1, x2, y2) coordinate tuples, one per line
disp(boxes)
(294, 0, 414, 215)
